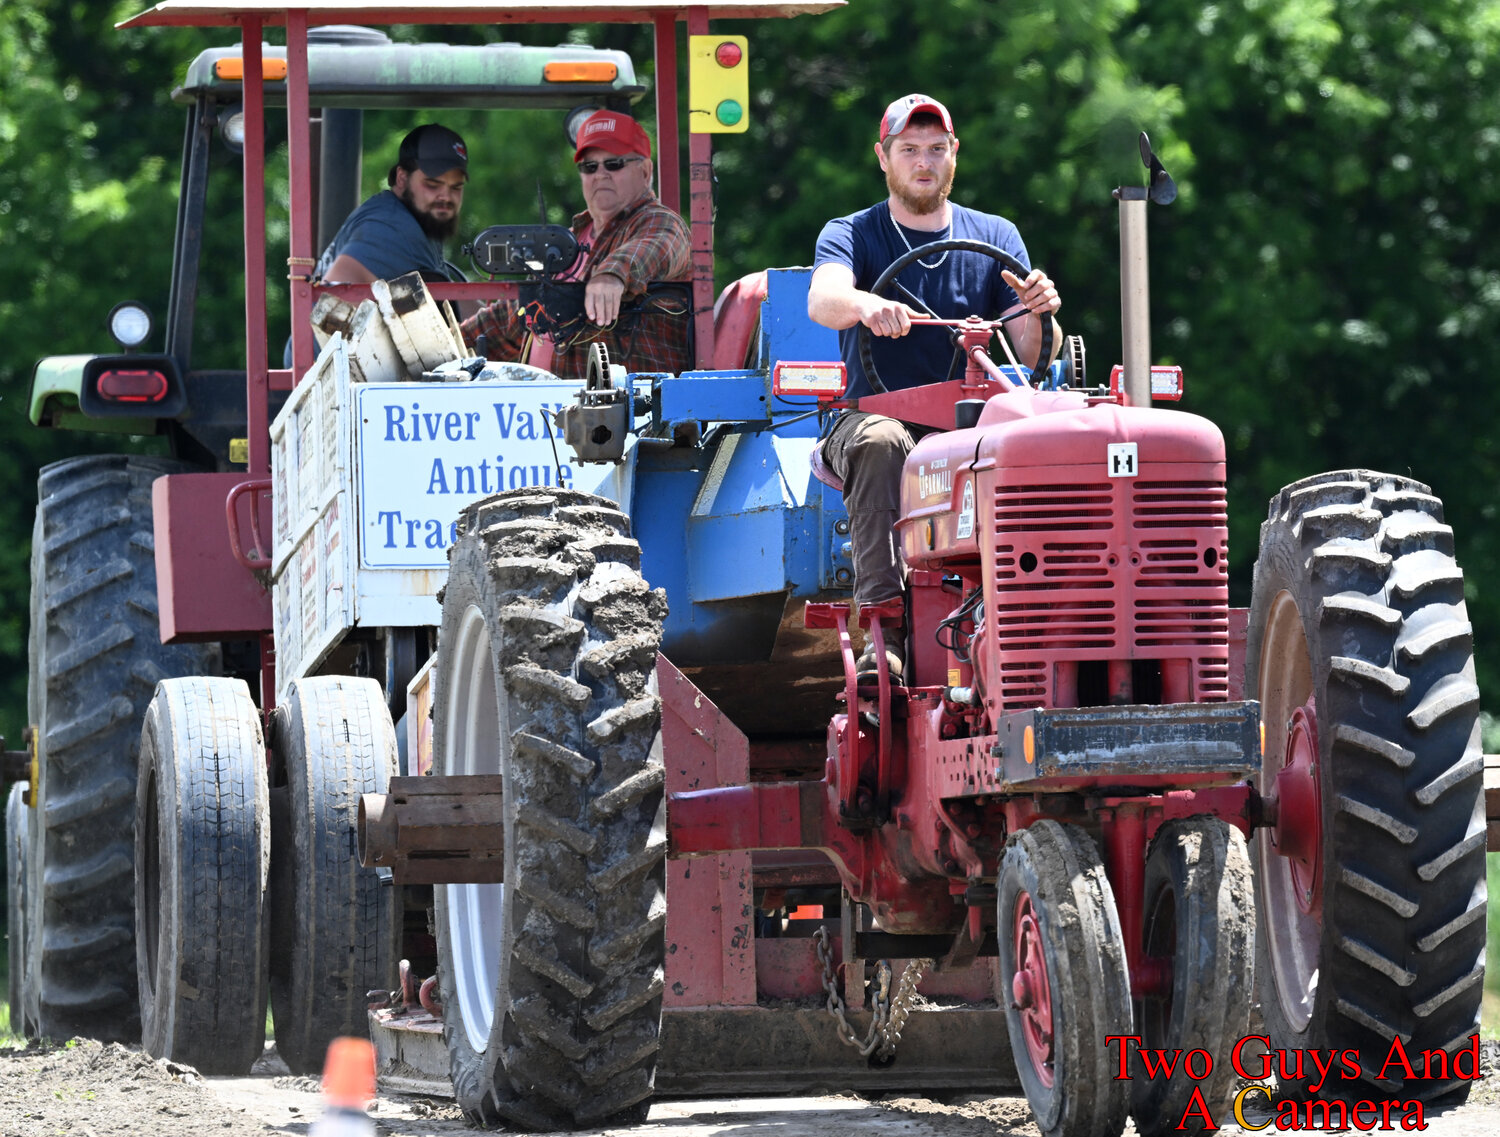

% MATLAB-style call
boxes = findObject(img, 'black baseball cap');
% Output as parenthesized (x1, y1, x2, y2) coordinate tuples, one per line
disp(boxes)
(398, 124, 468, 177)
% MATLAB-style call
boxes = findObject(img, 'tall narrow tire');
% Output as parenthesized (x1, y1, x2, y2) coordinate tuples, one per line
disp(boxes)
(23, 455, 220, 1042)
(434, 489, 667, 1131)
(136, 677, 270, 1075)
(1248, 470, 1485, 1103)
(269, 675, 399, 1075)
(6, 782, 30, 1030)
(998, 820, 1132, 1137)
(1131, 817, 1255, 1136)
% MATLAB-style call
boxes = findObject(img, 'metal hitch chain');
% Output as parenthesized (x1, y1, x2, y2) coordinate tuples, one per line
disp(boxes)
(813, 925, 933, 1061)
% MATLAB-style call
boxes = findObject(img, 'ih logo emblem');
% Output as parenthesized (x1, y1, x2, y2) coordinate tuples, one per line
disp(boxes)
(1107, 442, 1138, 478)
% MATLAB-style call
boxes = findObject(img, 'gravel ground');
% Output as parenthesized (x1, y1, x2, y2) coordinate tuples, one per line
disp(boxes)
(2, 1037, 1499, 1137)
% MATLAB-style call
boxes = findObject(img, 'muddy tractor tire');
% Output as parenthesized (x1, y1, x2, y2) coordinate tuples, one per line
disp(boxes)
(998, 820, 1132, 1137)
(136, 677, 270, 1075)
(269, 675, 400, 1075)
(1248, 471, 1485, 1103)
(23, 455, 220, 1042)
(6, 782, 30, 1031)
(1131, 816, 1255, 1136)
(433, 489, 667, 1131)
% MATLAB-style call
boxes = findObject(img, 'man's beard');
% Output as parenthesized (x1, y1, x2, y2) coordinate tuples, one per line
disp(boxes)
(887, 164, 954, 216)
(401, 186, 458, 240)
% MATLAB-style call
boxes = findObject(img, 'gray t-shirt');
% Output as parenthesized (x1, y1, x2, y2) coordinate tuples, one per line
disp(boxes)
(315, 189, 448, 281)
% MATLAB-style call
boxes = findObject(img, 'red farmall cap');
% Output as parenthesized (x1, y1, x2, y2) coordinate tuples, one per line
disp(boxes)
(879, 93, 955, 142)
(574, 110, 652, 161)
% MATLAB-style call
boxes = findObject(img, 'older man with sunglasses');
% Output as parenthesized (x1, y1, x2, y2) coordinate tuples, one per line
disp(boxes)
(461, 110, 691, 379)
(808, 93, 1063, 683)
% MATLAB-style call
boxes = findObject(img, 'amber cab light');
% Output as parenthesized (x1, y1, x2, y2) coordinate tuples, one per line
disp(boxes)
(544, 61, 619, 83)
(97, 368, 170, 403)
(214, 57, 289, 81)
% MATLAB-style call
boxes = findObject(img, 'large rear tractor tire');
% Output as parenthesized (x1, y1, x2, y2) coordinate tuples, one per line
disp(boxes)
(24, 455, 220, 1042)
(1131, 817, 1255, 1136)
(135, 677, 270, 1075)
(1248, 471, 1485, 1104)
(269, 675, 400, 1075)
(434, 489, 667, 1130)
(998, 820, 1132, 1137)
(6, 781, 30, 1031)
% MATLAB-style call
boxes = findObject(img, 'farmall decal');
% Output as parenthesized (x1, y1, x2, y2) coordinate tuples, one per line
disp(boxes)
(917, 458, 953, 501)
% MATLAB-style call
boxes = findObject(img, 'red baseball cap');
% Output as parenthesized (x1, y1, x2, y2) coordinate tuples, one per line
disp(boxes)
(879, 93, 955, 142)
(574, 110, 652, 161)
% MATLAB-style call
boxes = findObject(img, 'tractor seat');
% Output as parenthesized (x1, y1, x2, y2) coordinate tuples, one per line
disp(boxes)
(809, 442, 844, 494)
(711, 270, 769, 370)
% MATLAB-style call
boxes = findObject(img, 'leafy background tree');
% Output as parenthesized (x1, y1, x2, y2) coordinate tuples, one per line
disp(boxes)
(1, 0, 1496, 1023)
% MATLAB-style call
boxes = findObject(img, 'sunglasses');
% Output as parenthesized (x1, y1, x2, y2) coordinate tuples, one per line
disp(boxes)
(577, 155, 643, 175)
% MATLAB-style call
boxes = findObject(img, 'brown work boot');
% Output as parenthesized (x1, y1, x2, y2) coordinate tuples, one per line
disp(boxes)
(856, 629, 905, 685)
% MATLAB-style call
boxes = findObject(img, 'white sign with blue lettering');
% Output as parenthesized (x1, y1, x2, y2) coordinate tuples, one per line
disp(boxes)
(356, 382, 632, 569)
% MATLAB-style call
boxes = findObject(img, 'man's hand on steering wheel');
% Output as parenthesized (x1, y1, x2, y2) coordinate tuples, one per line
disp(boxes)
(1001, 267, 1062, 319)
(858, 238, 1056, 393)
(856, 293, 925, 339)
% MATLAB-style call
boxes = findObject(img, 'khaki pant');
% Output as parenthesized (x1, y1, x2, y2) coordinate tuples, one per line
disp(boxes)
(821, 411, 929, 607)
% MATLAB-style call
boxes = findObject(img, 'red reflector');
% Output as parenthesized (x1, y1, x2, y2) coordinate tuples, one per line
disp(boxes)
(97, 368, 169, 403)
(715, 41, 743, 68)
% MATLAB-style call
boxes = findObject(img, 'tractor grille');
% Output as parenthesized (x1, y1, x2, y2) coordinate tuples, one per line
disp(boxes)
(991, 479, 1229, 711)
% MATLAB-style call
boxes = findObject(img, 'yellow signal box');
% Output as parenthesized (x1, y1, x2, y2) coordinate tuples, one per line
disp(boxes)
(689, 35, 749, 133)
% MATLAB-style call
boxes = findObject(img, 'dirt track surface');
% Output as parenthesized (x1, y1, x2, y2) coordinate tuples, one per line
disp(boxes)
(4, 1038, 1500, 1137)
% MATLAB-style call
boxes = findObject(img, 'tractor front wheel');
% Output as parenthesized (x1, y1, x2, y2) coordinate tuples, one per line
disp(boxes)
(6, 782, 30, 1032)
(135, 677, 269, 1075)
(269, 676, 399, 1075)
(1131, 816, 1254, 1136)
(1248, 471, 1485, 1103)
(998, 820, 1132, 1137)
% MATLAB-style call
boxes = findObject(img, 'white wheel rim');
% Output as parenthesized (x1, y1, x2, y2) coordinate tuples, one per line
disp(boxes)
(1257, 590, 1320, 1031)
(443, 604, 506, 1055)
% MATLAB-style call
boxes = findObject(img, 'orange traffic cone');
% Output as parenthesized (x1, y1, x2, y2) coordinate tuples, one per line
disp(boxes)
(311, 1036, 377, 1137)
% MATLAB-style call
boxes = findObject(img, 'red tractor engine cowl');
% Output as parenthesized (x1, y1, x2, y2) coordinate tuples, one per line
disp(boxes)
(898, 388, 1229, 715)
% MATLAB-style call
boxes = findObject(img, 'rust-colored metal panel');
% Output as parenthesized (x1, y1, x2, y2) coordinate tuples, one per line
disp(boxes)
(1228, 605, 1249, 702)
(119, 2, 847, 31)
(153, 473, 273, 642)
(659, 656, 755, 1008)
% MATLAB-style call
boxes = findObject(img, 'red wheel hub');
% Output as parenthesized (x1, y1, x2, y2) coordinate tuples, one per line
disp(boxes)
(1271, 699, 1322, 914)
(1011, 891, 1055, 1087)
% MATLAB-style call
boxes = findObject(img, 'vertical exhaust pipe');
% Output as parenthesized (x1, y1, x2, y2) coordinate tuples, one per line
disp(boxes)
(1113, 133, 1176, 408)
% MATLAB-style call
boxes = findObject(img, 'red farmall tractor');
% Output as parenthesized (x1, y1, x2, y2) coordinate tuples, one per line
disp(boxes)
(5, 3, 1495, 1137)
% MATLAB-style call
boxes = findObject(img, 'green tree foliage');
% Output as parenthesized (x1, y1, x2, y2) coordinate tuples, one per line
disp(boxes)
(1, 0, 1498, 754)
(0, 2, 205, 747)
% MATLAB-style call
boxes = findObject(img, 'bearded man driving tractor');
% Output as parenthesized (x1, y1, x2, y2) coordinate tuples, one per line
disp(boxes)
(807, 93, 1063, 682)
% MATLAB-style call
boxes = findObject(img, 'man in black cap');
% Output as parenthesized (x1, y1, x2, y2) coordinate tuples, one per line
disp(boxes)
(316, 123, 469, 284)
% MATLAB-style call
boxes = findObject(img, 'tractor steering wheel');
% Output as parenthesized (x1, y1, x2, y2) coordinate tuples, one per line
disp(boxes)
(857, 238, 1053, 395)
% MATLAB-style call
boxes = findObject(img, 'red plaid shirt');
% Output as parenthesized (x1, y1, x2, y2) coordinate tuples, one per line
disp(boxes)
(461, 193, 692, 379)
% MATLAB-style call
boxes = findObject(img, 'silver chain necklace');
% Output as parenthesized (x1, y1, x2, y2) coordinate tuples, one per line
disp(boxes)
(889, 206, 952, 268)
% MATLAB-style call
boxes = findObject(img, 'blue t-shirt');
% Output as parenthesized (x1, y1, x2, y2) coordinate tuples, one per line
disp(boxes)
(813, 201, 1030, 400)
(315, 189, 448, 281)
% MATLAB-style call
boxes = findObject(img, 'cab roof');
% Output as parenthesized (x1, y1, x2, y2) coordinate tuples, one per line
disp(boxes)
(121, 1, 845, 28)
(178, 35, 645, 109)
